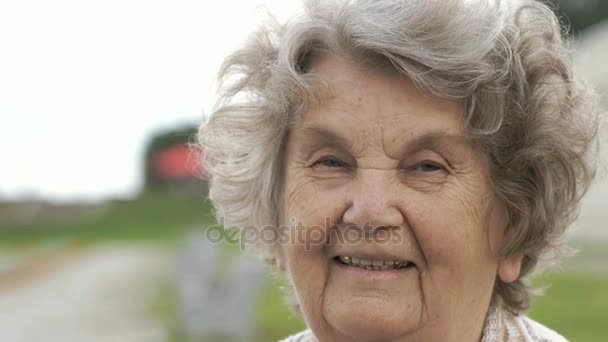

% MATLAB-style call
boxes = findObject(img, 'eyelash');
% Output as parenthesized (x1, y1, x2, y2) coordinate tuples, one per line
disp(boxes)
(312, 156, 446, 173)
(412, 161, 445, 173)
(313, 156, 348, 169)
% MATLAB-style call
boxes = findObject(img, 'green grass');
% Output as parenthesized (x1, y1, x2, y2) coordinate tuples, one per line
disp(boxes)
(530, 271, 608, 342)
(0, 193, 214, 245)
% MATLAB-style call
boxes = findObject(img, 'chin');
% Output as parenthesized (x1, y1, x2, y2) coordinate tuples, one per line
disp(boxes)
(322, 297, 421, 341)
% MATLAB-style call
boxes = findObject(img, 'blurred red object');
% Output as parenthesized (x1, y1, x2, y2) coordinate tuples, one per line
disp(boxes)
(152, 144, 206, 180)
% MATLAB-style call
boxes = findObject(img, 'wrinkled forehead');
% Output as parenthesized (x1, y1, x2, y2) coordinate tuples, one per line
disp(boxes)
(289, 55, 476, 159)
(297, 55, 464, 120)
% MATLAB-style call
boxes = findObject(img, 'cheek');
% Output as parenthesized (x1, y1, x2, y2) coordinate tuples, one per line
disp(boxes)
(280, 181, 345, 269)
(282, 170, 347, 231)
(280, 173, 347, 318)
(411, 191, 500, 311)
(411, 185, 496, 270)
(281, 241, 329, 328)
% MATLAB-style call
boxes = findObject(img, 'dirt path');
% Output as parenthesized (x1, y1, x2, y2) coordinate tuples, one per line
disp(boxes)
(0, 244, 173, 342)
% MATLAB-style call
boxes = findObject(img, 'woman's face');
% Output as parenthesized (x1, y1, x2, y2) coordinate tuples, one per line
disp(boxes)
(278, 56, 520, 342)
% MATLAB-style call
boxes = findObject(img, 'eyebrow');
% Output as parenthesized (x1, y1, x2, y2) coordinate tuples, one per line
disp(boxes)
(397, 130, 470, 157)
(299, 125, 470, 158)
(300, 126, 354, 151)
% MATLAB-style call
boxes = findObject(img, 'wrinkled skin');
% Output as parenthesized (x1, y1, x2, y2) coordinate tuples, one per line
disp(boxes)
(277, 56, 521, 342)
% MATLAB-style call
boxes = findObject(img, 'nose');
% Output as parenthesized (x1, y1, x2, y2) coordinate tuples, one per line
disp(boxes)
(342, 170, 405, 231)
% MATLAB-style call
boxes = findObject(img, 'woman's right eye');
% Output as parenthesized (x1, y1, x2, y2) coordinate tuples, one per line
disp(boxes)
(312, 157, 346, 170)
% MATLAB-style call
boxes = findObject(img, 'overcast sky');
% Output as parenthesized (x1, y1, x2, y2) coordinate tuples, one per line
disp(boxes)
(0, 0, 301, 201)
(1, 0, 607, 209)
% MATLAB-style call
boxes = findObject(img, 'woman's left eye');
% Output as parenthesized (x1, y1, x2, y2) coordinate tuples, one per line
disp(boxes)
(414, 161, 444, 173)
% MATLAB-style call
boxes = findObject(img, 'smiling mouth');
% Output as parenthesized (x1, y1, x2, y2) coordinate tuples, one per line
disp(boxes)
(334, 256, 415, 271)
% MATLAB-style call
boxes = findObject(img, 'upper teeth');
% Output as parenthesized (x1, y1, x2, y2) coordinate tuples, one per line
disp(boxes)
(338, 256, 408, 267)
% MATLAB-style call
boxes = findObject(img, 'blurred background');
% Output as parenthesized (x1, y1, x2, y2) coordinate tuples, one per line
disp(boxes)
(0, 0, 606, 341)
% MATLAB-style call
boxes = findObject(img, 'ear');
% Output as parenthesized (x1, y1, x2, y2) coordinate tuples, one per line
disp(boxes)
(497, 254, 523, 283)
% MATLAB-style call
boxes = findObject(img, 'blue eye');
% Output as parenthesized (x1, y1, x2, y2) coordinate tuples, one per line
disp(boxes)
(415, 162, 443, 172)
(319, 158, 343, 168)
(314, 157, 345, 169)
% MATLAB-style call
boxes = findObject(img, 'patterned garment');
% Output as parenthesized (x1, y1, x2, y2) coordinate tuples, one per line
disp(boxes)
(278, 301, 568, 342)
(481, 303, 568, 342)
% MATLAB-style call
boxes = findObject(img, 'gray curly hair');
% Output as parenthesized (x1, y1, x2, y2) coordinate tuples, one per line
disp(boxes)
(198, 0, 600, 313)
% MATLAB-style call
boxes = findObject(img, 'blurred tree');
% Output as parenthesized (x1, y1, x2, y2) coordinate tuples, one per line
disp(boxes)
(550, 0, 608, 35)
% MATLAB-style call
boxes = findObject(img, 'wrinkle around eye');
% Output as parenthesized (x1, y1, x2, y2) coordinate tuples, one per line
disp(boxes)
(396, 161, 450, 190)
(309, 154, 355, 172)
(400, 176, 447, 193)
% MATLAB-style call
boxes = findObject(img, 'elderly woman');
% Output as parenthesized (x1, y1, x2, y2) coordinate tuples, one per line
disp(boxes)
(198, 0, 600, 341)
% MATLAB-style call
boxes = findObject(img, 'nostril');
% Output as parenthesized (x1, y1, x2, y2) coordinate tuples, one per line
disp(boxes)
(342, 199, 405, 229)
(360, 224, 401, 239)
